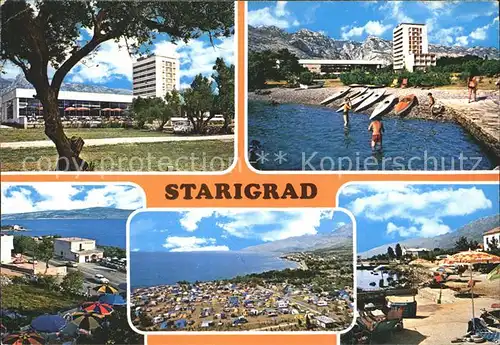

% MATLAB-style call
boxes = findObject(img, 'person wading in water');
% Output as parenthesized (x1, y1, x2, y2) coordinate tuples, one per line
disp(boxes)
(368, 117, 384, 151)
(343, 97, 352, 127)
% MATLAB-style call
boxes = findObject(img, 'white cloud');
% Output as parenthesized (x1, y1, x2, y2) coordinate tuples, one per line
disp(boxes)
(380, 1, 414, 23)
(178, 209, 336, 242)
(162, 236, 229, 252)
(470, 25, 488, 41)
(420, 1, 447, 11)
(341, 21, 391, 40)
(431, 26, 464, 45)
(131, 248, 140, 252)
(179, 210, 215, 231)
(1, 184, 144, 214)
(348, 185, 492, 238)
(275, 1, 289, 17)
(455, 35, 469, 46)
(248, 2, 298, 29)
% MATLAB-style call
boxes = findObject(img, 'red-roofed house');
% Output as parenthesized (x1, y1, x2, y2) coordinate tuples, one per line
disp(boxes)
(483, 227, 500, 251)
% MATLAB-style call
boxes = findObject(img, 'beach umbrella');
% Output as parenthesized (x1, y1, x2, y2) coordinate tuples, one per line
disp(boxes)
(2, 332, 45, 345)
(82, 302, 114, 316)
(487, 264, 500, 281)
(93, 284, 118, 294)
(443, 251, 500, 330)
(99, 293, 126, 306)
(71, 312, 103, 331)
(31, 314, 67, 333)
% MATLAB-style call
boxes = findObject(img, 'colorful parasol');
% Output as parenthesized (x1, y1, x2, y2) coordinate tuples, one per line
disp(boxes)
(2, 332, 45, 345)
(82, 302, 114, 316)
(93, 284, 118, 294)
(442, 250, 500, 331)
(71, 311, 103, 331)
(443, 251, 500, 265)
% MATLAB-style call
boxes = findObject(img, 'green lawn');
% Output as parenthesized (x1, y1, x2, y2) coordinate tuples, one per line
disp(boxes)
(0, 127, 173, 142)
(1, 284, 83, 317)
(0, 140, 234, 171)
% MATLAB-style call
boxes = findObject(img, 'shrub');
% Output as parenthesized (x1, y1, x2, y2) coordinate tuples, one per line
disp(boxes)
(35, 274, 59, 291)
(299, 71, 314, 85)
(60, 270, 84, 295)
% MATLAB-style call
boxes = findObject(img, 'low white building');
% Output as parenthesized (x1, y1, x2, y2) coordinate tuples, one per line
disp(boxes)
(403, 247, 430, 258)
(54, 237, 104, 263)
(299, 59, 384, 75)
(483, 227, 500, 251)
(1, 87, 133, 125)
(314, 315, 336, 329)
(0, 235, 14, 264)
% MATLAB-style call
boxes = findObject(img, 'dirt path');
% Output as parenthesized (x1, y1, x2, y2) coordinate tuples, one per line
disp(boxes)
(1, 134, 234, 149)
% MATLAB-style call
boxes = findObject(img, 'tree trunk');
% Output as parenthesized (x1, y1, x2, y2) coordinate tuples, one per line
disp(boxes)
(219, 113, 230, 134)
(40, 88, 88, 171)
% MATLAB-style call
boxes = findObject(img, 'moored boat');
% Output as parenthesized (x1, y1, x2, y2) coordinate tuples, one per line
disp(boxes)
(320, 88, 351, 105)
(354, 89, 386, 112)
(394, 94, 416, 115)
(370, 94, 397, 119)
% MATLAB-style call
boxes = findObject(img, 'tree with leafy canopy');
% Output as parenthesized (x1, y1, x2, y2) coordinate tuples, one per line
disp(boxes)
(130, 96, 169, 130)
(163, 88, 182, 129)
(183, 74, 215, 134)
(0, 0, 234, 170)
(387, 246, 395, 260)
(13, 235, 37, 255)
(60, 270, 84, 295)
(454, 236, 479, 252)
(395, 243, 403, 259)
(34, 237, 54, 273)
(212, 57, 234, 134)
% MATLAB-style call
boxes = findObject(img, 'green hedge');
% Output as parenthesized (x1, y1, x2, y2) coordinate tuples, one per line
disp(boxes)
(339, 69, 451, 87)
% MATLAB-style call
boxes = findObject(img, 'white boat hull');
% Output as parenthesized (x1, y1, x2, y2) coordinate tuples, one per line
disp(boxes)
(370, 94, 397, 119)
(336, 90, 373, 112)
(320, 88, 351, 105)
(354, 89, 386, 112)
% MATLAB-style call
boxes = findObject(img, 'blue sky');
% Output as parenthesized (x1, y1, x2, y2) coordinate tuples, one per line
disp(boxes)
(1, 183, 144, 215)
(129, 209, 352, 253)
(338, 183, 500, 253)
(3, 27, 233, 91)
(248, 1, 499, 48)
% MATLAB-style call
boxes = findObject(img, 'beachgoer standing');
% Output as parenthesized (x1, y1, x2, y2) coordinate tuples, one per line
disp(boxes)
(467, 75, 477, 103)
(428, 92, 435, 116)
(343, 97, 351, 127)
(368, 118, 384, 150)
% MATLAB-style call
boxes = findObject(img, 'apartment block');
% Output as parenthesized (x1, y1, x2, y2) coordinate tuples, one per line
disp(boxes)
(393, 23, 436, 72)
(132, 54, 180, 98)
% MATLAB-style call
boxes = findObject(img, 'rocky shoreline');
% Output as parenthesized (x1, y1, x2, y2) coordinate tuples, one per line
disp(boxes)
(248, 86, 500, 162)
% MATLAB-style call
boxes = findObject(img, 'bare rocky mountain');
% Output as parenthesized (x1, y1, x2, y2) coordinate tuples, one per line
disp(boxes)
(360, 214, 500, 258)
(242, 223, 353, 253)
(249, 26, 500, 65)
(0, 74, 132, 95)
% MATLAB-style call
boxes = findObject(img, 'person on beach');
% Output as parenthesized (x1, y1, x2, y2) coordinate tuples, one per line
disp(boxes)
(368, 117, 384, 150)
(467, 75, 477, 103)
(343, 97, 352, 127)
(428, 92, 435, 115)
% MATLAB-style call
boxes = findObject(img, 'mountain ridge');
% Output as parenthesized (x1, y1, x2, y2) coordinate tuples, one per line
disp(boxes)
(1, 207, 135, 220)
(249, 25, 500, 65)
(0, 74, 132, 96)
(241, 223, 353, 253)
(360, 214, 500, 258)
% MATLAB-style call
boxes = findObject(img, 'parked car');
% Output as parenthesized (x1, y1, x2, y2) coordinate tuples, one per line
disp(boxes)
(66, 262, 78, 268)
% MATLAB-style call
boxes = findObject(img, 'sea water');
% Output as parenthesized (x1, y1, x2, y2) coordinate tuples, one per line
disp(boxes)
(130, 251, 299, 288)
(357, 269, 401, 291)
(248, 102, 494, 171)
(0, 219, 127, 248)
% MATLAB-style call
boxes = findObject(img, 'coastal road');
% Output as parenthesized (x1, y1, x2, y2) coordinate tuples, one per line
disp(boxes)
(1, 134, 234, 149)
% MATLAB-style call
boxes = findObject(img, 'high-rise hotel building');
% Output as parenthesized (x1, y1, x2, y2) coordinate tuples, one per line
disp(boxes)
(393, 23, 436, 72)
(132, 54, 180, 98)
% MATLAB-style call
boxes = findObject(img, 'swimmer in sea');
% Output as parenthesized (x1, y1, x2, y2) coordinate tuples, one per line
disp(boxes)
(368, 117, 384, 150)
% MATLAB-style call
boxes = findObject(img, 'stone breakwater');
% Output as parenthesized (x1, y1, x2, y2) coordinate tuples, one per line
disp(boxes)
(249, 87, 500, 162)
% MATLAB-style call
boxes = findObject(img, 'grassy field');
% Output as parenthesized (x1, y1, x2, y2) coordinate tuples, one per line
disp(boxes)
(0, 127, 173, 142)
(0, 140, 234, 171)
(1, 284, 83, 317)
